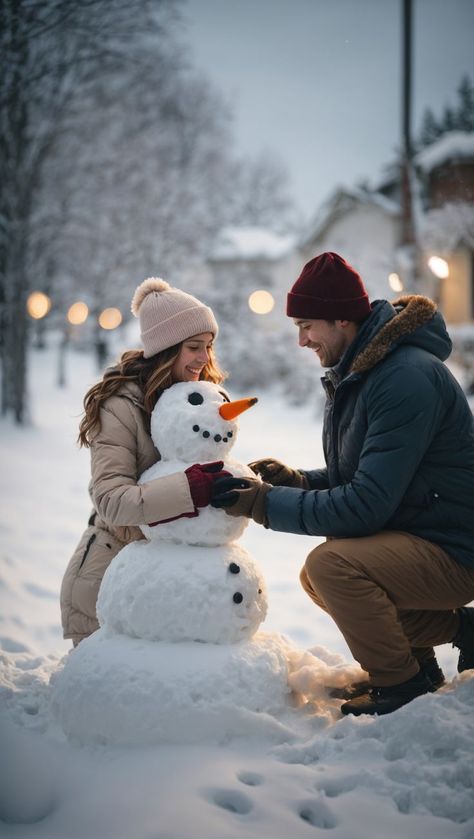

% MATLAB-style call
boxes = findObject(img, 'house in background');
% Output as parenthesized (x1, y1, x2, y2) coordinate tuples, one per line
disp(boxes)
(416, 131, 474, 323)
(203, 131, 474, 331)
(206, 225, 298, 328)
(298, 187, 400, 302)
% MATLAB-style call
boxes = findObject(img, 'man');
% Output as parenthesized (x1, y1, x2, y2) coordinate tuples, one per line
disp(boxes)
(212, 252, 474, 716)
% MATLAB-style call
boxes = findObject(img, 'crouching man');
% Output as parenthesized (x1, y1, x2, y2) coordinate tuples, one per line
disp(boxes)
(212, 252, 474, 716)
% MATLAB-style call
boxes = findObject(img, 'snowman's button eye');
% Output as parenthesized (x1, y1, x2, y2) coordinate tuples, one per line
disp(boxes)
(229, 563, 240, 574)
(188, 392, 204, 405)
(193, 425, 199, 432)
(233, 592, 243, 604)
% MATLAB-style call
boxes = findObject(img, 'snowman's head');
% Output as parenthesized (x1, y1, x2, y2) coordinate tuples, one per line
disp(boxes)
(151, 381, 255, 462)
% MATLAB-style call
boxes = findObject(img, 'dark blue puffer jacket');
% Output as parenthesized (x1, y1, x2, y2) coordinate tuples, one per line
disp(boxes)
(266, 295, 474, 569)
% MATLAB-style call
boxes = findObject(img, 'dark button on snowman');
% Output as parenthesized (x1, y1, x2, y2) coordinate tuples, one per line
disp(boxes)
(53, 382, 292, 746)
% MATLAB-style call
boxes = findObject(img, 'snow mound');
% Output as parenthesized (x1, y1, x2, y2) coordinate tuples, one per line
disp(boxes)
(274, 673, 474, 825)
(51, 631, 291, 746)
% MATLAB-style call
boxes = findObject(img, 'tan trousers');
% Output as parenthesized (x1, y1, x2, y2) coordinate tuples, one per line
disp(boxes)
(300, 531, 474, 686)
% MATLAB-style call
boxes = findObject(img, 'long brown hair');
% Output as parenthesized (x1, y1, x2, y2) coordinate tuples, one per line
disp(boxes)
(78, 342, 226, 447)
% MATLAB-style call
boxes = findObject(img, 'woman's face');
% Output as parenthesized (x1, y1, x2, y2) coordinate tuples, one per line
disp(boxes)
(171, 332, 214, 382)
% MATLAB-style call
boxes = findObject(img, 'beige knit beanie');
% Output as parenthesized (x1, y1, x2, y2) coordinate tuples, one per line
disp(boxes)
(131, 278, 218, 358)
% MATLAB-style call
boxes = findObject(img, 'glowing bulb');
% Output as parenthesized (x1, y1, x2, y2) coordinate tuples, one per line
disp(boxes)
(67, 301, 89, 325)
(98, 307, 122, 330)
(388, 273, 404, 293)
(428, 256, 449, 279)
(26, 292, 52, 319)
(248, 290, 275, 315)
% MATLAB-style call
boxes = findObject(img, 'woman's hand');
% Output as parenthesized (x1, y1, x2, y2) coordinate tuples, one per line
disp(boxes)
(185, 461, 232, 508)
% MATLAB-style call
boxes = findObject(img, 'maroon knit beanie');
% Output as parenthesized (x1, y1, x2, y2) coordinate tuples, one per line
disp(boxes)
(286, 252, 371, 321)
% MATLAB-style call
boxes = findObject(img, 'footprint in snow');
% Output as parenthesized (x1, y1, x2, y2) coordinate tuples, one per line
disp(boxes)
(236, 770, 264, 787)
(202, 787, 253, 816)
(295, 798, 338, 829)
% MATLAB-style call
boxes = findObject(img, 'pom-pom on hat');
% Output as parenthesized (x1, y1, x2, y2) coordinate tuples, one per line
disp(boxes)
(287, 252, 371, 321)
(131, 278, 218, 358)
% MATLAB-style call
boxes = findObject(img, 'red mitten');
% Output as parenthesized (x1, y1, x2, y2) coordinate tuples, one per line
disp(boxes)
(185, 461, 232, 508)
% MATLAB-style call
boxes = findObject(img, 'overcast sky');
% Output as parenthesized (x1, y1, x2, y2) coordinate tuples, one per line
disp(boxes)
(182, 0, 474, 220)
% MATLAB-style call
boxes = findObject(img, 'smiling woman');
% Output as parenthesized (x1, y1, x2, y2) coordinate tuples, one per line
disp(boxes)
(60, 278, 227, 647)
(171, 334, 215, 382)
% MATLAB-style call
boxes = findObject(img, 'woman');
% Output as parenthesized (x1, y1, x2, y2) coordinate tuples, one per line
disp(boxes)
(60, 277, 227, 646)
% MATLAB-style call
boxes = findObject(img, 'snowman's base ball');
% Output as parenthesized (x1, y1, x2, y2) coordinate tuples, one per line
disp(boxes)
(52, 630, 291, 746)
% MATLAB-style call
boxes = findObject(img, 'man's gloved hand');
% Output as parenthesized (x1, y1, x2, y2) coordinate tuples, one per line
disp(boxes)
(248, 457, 309, 489)
(211, 475, 271, 525)
(185, 461, 232, 508)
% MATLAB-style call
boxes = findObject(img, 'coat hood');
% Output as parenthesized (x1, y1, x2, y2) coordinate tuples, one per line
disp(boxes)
(337, 295, 452, 378)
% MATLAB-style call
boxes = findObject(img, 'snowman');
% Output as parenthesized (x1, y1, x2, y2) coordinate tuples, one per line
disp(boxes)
(52, 382, 294, 746)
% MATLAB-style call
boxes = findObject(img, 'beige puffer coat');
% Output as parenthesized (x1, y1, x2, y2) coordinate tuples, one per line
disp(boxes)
(60, 380, 195, 644)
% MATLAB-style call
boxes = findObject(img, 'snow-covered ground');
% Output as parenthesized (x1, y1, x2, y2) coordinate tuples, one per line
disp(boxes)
(1, 341, 473, 838)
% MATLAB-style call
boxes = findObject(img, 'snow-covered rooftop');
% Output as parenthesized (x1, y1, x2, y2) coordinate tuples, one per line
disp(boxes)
(416, 131, 474, 173)
(209, 226, 295, 262)
(301, 186, 399, 247)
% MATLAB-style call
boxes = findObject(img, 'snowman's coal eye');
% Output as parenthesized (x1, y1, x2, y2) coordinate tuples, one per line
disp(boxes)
(233, 592, 243, 604)
(229, 563, 240, 574)
(188, 392, 204, 405)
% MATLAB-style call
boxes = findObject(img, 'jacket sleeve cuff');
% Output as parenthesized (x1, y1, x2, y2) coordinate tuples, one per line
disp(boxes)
(265, 485, 311, 534)
(140, 472, 195, 524)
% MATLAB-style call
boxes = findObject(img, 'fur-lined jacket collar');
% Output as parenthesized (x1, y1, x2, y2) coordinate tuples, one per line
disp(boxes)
(330, 295, 452, 382)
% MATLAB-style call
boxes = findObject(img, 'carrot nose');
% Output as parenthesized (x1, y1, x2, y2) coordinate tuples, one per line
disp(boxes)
(219, 397, 258, 420)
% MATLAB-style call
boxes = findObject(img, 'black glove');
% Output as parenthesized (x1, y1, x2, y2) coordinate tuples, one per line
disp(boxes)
(211, 476, 271, 525)
(248, 457, 309, 489)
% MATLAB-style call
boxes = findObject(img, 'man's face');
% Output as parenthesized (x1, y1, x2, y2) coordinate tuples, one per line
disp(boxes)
(293, 318, 354, 368)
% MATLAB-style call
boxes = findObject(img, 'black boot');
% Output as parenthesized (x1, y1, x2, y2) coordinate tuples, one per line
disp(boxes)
(340, 670, 434, 717)
(422, 655, 446, 688)
(329, 655, 445, 701)
(452, 607, 474, 673)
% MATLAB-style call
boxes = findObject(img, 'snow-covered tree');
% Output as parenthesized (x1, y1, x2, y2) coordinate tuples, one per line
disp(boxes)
(1, 0, 185, 421)
(226, 152, 298, 234)
(418, 108, 443, 149)
(457, 75, 474, 133)
(416, 75, 474, 151)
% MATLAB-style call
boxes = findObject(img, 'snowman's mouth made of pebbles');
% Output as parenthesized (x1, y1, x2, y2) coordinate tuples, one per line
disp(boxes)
(191, 424, 233, 445)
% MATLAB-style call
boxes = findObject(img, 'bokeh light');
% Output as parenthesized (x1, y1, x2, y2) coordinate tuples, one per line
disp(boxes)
(67, 301, 89, 325)
(26, 291, 52, 319)
(388, 273, 404, 293)
(248, 290, 275, 314)
(98, 307, 122, 330)
(428, 256, 449, 279)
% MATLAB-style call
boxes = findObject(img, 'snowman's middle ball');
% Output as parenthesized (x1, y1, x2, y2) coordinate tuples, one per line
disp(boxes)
(97, 541, 268, 643)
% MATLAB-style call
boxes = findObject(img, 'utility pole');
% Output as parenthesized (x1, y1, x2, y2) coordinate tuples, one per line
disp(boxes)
(399, 0, 418, 289)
